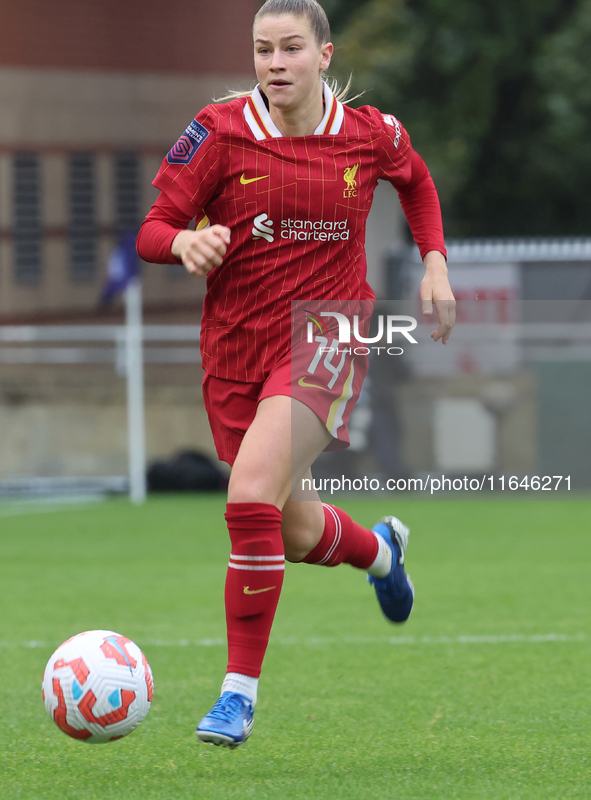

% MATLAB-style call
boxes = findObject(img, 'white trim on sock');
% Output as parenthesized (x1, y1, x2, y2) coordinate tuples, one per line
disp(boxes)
(367, 532, 393, 578)
(221, 673, 258, 705)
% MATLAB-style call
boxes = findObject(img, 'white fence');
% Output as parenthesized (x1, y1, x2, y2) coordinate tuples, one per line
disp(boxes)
(0, 282, 201, 503)
(2, 323, 590, 364)
(0, 324, 201, 368)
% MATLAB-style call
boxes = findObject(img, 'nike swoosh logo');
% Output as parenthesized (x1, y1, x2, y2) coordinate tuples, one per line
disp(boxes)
(297, 376, 332, 392)
(240, 174, 269, 185)
(243, 585, 277, 595)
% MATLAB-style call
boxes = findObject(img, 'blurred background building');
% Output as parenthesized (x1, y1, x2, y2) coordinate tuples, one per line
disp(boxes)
(0, 0, 262, 484)
(0, 0, 403, 324)
(0, 0, 262, 324)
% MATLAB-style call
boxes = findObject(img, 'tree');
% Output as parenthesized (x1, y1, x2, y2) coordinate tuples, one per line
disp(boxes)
(327, 0, 590, 237)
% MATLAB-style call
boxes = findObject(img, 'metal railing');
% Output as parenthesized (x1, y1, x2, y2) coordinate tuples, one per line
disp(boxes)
(0, 325, 201, 370)
(2, 323, 591, 364)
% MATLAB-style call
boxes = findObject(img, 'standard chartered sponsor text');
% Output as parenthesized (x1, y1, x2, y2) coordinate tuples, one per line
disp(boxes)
(281, 218, 349, 241)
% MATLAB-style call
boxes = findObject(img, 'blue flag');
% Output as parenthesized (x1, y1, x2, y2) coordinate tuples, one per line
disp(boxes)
(101, 230, 139, 303)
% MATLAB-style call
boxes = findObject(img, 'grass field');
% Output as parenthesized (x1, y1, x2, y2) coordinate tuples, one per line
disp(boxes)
(0, 494, 590, 799)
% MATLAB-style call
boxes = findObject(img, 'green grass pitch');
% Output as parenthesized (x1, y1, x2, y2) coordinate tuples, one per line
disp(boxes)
(0, 494, 590, 799)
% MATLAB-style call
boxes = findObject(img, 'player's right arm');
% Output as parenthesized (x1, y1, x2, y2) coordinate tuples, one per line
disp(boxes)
(136, 191, 231, 276)
(171, 226, 231, 276)
(137, 105, 229, 275)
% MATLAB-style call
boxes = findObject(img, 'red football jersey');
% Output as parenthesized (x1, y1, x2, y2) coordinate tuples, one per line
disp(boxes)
(146, 82, 446, 382)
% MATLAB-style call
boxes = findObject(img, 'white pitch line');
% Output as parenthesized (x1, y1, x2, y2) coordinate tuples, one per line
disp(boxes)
(4, 633, 587, 650)
(0, 496, 104, 518)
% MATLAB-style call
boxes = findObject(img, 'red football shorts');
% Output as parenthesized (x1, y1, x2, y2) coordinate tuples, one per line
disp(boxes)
(202, 341, 369, 466)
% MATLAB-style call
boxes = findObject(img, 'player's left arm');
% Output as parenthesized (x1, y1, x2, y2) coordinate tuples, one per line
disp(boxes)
(420, 250, 456, 344)
(402, 163, 456, 344)
(376, 109, 456, 343)
(397, 171, 456, 343)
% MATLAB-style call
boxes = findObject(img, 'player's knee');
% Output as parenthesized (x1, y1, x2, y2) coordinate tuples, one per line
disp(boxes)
(283, 542, 309, 563)
(281, 524, 319, 563)
(227, 473, 282, 506)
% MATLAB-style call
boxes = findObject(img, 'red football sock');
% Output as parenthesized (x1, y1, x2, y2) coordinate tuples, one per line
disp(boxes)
(224, 502, 284, 678)
(303, 503, 379, 569)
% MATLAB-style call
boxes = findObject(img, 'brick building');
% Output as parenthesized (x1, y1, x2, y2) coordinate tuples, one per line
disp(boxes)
(0, 0, 260, 323)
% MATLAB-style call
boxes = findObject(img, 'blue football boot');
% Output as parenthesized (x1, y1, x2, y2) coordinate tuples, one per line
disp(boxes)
(196, 692, 254, 748)
(367, 516, 414, 623)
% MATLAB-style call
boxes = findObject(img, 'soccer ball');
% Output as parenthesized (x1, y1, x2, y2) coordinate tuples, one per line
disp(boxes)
(42, 630, 154, 743)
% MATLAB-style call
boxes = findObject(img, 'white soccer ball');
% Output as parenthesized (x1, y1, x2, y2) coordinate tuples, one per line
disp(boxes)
(42, 630, 154, 743)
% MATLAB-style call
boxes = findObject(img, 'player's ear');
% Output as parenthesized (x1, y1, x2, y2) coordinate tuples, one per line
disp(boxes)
(320, 42, 333, 72)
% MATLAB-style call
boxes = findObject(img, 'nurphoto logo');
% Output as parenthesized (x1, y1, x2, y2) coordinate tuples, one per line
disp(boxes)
(303, 311, 418, 356)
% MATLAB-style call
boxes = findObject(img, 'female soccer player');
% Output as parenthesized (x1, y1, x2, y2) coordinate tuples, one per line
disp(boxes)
(137, 0, 455, 748)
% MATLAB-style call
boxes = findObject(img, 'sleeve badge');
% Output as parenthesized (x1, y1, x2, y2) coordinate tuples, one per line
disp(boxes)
(166, 119, 210, 165)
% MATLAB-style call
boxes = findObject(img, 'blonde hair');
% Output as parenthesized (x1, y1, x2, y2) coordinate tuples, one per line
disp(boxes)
(255, 0, 330, 46)
(214, 0, 363, 105)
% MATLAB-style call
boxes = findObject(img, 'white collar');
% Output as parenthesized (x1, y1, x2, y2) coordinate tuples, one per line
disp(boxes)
(244, 81, 344, 140)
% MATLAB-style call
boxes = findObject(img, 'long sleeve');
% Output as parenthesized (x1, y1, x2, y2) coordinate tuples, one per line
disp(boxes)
(136, 192, 194, 264)
(369, 105, 447, 261)
(397, 149, 446, 260)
